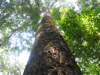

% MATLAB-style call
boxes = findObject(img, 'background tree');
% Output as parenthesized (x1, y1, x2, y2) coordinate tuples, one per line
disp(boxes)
(0, 0, 100, 75)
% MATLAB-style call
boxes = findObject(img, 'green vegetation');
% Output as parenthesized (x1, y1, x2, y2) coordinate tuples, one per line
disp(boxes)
(0, 0, 100, 75)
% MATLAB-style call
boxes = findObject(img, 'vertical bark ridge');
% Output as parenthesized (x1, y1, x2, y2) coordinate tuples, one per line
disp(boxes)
(23, 15, 83, 75)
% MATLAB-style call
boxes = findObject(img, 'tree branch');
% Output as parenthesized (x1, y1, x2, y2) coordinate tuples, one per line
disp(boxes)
(50, 0, 58, 7)
(15, 65, 21, 75)
(39, 6, 47, 14)
(0, 21, 31, 48)
(39, 0, 58, 14)
(90, 2, 100, 10)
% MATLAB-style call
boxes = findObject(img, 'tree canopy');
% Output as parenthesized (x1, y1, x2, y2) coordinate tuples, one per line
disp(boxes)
(0, 0, 100, 75)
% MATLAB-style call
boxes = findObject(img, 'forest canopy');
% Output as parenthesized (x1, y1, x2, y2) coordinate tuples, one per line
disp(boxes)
(0, 0, 100, 75)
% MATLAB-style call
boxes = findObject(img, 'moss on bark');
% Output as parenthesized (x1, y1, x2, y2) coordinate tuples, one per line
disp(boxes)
(23, 15, 83, 75)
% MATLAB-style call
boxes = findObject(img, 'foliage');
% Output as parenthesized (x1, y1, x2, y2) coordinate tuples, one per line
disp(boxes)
(51, 5, 100, 75)
(0, 51, 24, 75)
(0, 0, 100, 75)
(0, 0, 40, 52)
(77, 0, 99, 10)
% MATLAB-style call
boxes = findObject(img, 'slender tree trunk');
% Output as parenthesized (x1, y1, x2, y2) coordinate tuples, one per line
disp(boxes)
(23, 15, 83, 75)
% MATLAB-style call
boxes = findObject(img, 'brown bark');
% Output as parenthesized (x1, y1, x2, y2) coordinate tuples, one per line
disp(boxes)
(23, 15, 83, 75)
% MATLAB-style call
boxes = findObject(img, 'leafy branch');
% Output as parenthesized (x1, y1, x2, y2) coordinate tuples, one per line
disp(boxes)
(0, 21, 31, 48)
(90, 2, 100, 10)
(39, 0, 58, 14)
(50, 0, 58, 7)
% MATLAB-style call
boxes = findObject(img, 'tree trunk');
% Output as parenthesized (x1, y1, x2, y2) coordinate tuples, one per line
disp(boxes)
(23, 15, 83, 75)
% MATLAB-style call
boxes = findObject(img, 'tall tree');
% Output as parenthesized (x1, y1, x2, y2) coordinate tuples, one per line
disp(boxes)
(1, 0, 100, 74)
(23, 12, 82, 75)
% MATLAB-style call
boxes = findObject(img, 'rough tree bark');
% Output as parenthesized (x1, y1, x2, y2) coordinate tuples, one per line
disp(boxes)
(23, 14, 83, 75)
